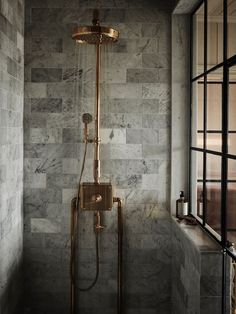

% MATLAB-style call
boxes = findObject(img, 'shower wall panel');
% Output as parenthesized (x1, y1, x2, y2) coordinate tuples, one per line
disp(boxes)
(24, 0, 172, 313)
(0, 0, 24, 313)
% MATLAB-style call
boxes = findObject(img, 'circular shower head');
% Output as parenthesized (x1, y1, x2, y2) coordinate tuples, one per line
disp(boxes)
(72, 25, 119, 45)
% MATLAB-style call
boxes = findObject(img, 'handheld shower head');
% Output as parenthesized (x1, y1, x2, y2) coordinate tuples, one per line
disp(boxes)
(82, 113, 93, 124)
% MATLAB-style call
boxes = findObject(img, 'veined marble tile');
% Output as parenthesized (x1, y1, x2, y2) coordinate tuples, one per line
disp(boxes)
(46, 113, 79, 129)
(25, 82, 47, 98)
(126, 38, 158, 54)
(62, 188, 76, 203)
(142, 144, 170, 159)
(126, 129, 158, 144)
(31, 218, 61, 233)
(109, 99, 142, 113)
(105, 113, 142, 129)
(110, 144, 142, 160)
(100, 129, 126, 144)
(62, 98, 77, 113)
(47, 82, 75, 98)
(29, 128, 62, 144)
(112, 23, 142, 39)
(24, 158, 62, 174)
(31, 68, 62, 83)
(127, 159, 159, 175)
(106, 53, 142, 69)
(126, 69, 159, 83)
(142, 113, 170, 129)
(105, 83, 142, 99)
(24, 113, 47, 129)
(62, 158, 80, 174)
(142, 83, 170, 102)
(31, 98, 62, 113)
(31, 38, 63, 53)
(24, 173, 46, 189)
(142, 53, 169, 69)
(101, 67, 126, 84)
(142, 174, 159, 190)
(141, 23, 160, 38)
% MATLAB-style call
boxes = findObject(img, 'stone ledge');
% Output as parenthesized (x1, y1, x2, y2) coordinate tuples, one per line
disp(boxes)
(172, 216, 221, 252)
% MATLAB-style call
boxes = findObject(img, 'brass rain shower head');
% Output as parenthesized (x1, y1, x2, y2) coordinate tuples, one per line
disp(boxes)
(72, 25, 119, 44)
(72, 9, 119, 44)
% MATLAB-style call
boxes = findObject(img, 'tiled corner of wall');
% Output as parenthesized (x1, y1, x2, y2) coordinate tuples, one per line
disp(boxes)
(24, 0, 172, 313)
(0, 0, 24, 313)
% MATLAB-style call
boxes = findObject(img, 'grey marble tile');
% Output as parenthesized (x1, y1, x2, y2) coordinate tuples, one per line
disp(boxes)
(31, 68, 62, 82)
(141, 23, 160, 38)
(31, 98, 62, 113)
(109, 99, 143, 113)
(24, 158, 62, 174)
(126, 129, 158, 144)
(102, 113, 142, 129)
(142, 114, 170, 129)
(126, 69, 159, 83)
(7, 56, 18, 77)
(31, 38, 63, 53)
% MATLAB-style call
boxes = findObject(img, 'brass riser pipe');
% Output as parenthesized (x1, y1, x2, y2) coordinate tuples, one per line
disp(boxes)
(70, 197, 78, 314)
(114, 197, 124, 314)
(70, 197, 124, 314)
(94, 42, 101, 184)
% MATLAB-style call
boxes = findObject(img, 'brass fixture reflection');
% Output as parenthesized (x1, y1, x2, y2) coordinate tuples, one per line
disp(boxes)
(70, 8, 123, 314)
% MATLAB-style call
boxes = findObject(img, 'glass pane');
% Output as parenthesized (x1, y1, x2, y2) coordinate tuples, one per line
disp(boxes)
(192, 3, 204, 77)
(207, 0, 223, 69)
(206, 154, 222, 234)
(227, 159, 236, 246)
(206, 69, 223, 152)
(229, 67, 236, 155)
(229, 68, 236, 131)
(192, 80, 204, 148)
(229, 134, 236, 155)
(191, 151, 203, 218)
(228, 0, 236, 58)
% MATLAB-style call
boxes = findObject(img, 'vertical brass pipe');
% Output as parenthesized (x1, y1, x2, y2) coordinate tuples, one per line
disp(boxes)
(113, 197, 123, 314)
(94, 42, 101, 184)
(70, 197, 78, 314)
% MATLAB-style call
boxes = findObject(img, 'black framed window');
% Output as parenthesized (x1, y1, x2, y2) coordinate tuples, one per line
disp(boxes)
(191, 1, 236, 312)
(191, 0, 236, 253)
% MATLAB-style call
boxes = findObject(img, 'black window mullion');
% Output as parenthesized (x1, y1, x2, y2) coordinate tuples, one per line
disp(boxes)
(221, 1, 228, 313)
(221, 0, 228, 248)
(202, 0, 208, 226)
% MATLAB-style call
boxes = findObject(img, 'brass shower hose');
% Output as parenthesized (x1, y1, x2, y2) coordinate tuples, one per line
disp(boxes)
(70, 138, 101, 314)
(70, 139, 123, 314)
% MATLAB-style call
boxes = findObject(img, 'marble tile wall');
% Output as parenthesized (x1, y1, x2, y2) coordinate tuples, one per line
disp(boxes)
(24, 0, 172, 313)
(0, 0, 24, 313)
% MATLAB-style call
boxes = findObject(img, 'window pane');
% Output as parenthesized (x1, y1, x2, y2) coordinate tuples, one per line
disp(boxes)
(229, 67, 236, 155)
(229, 134, 236, 155)
(192, 80, 204, 148)
(228, 0, 236, 58)
(207, 0, 223, 70)
(191, 151, 204, 218)
(192, 3, 204, 77)
(227, 159, 236, 249)
(206, 69, 223, 152)
(206, 154, 222, 234)
(229, 68, 236, 131)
